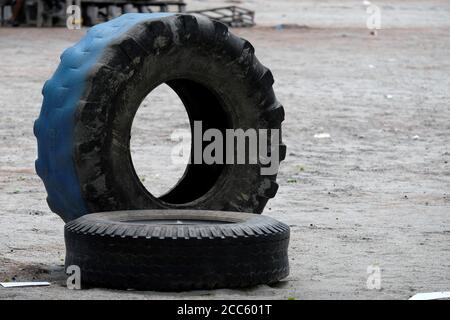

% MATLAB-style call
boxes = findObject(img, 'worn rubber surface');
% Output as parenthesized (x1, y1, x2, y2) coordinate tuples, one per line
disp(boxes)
(34, 13, 174, 221)
(35, 13, 286, 222)
(65, 210, 290, 291)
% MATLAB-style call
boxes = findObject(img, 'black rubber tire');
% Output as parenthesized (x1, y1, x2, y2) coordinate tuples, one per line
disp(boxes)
(64, 210, 290, 291)
(70, 14, 285, 221)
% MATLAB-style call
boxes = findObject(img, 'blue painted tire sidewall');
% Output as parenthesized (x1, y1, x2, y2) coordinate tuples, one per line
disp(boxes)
(34, 13, 174, 222)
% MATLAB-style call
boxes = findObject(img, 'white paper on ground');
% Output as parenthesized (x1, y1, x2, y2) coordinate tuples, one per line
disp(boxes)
(409, 291, 450, 300)
(0, 281, 50, 288)
(314, 133, 331, 139)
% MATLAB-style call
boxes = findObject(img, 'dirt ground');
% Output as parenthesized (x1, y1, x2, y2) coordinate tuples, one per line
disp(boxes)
(0, 0, 449, 299)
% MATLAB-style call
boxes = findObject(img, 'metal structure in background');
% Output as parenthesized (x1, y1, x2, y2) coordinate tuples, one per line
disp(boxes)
(0, 0, 186, 26)
(0, 0, 13, 25)
(0, 1, 255, 27)
(189, 6, 254, 28)
(0, 0, 81, 27)
(81, 0, 186, 25)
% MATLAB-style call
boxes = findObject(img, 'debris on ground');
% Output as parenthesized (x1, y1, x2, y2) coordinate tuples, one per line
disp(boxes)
(0, 281, 50, 288)
(314, 133, 331, 139)
(409, 291, 450, 300)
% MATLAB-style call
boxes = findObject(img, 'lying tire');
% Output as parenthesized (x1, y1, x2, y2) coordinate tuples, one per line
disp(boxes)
(65, 210, 290, 291)
(35, 13, 286, 222)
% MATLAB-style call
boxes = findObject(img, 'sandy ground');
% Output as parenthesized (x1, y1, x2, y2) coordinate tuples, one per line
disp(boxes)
(0, 0, 449, 299)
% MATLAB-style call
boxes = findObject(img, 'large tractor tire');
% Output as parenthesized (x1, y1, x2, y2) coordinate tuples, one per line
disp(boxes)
(34, 13, 286, 222)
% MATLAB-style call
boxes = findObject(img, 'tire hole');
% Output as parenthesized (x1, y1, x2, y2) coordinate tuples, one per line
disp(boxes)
(130, 79, 229, 205)
(130, 84, 191, 198)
